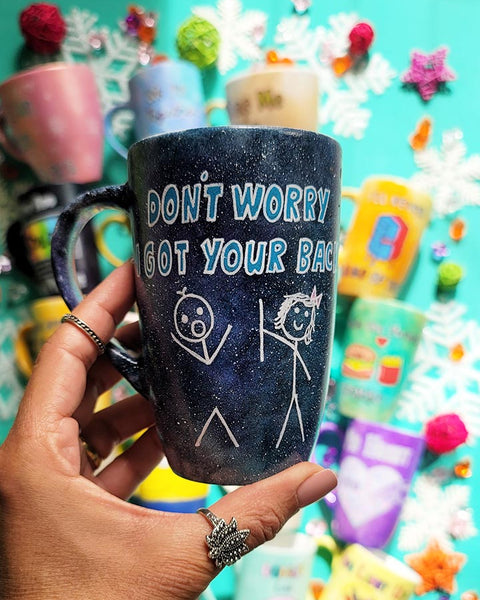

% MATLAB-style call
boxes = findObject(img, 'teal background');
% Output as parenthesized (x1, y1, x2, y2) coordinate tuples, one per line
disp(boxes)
(0, 1, 479, 598)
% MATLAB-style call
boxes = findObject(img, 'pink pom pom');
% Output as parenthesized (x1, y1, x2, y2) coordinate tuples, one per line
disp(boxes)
(425, 413, 468, 454)
(348, 22, 375, 57)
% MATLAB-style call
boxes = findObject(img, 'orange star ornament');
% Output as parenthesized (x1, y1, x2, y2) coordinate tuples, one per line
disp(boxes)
(405, 539, 467, 595)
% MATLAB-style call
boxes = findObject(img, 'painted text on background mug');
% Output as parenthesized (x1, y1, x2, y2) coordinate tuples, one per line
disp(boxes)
(338, 177, 432, 298)
(0, 63, 103, 183)
(51, 126, 341, 485)
(331, 419, 424, 548)
(105, 60, 208, 159)
(234, 532, 317, 600)
(225, 66, 320, 130)
(320, 543, 420, 600)
(337, 297, 426, 422)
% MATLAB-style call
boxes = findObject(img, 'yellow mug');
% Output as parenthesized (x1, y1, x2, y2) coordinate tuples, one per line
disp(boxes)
(320, 543, 421, 600)
(338, 177, 432, 298)
(15, 295, 68, 378)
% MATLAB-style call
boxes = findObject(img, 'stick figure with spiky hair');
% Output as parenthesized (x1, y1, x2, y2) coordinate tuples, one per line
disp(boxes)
(259, 287, 323, 448)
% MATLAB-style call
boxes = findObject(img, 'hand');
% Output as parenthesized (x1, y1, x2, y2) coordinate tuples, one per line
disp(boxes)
(0, 262, 337, 600)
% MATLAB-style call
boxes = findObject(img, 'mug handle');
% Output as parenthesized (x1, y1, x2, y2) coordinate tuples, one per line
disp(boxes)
(14, 322, 35, 379)
(0, 110, 28, 163)
(104, 104, 132, 159)
(95, 212, 132, 268)
(51, 184, 146, 397)
(205, 98, 227, 125)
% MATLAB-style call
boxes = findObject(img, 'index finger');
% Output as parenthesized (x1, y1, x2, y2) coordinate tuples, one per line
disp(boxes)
(18, 261, 136, 426)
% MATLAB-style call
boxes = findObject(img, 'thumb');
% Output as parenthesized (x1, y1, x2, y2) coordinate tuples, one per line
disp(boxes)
(206, 463, 337, 552)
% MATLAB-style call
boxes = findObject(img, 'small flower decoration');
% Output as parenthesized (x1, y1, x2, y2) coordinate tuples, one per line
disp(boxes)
(401, 47, 456, 101)
(206, 516, 250, 568)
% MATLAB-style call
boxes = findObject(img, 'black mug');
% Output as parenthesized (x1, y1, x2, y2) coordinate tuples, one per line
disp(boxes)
(51, 127, 341, 485)
(7, 183, 100, 296)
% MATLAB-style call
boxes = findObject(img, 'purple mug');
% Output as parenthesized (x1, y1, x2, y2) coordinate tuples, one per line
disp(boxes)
(332, 419, 424, 548)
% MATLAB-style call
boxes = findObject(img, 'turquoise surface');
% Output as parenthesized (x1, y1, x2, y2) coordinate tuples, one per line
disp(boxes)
(0, 1, 479, 598)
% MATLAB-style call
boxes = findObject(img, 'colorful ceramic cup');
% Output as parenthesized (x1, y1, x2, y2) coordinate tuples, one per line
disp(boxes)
(104, 60, 208, 158)
(132, 458, 209, 513)
(337, 297, 425, 422)
(7, 184, 101, 297)
(225, 65, 320, 131)
(15, 295, 69, 378)
(234, 532, 317, 600)
(338, 177, 432, 298)
(0, 62, 103, 184)
(51, 126, 341, 485)
(331, 419, 424, 548)
(320, 543, 420, 600)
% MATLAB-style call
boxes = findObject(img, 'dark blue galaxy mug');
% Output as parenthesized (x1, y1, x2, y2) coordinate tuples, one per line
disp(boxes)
(51, 127, 341, 485)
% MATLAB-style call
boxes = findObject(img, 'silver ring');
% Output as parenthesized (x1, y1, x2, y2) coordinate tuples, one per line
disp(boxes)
(197, 508, 250, 568)
(61, 313, 106, 355)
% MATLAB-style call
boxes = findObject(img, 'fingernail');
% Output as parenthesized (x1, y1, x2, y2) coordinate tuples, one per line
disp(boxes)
(297, 469, 337, 508)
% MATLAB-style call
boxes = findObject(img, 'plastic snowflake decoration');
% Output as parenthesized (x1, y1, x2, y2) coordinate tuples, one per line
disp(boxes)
(398, 474, 477, 551)
(275, 13, 396, 138)
(193, 0, 267, 74)
(61, 8, 140, 112)
(395, 301, 480, 439)
(411, 128, 480, 216)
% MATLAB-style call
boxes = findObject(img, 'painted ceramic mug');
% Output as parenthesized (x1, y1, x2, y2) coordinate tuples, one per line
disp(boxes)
(51, 126, 341, 485)
(337, 297, 426, 422)
(0, 62, 103, 183)
(224, 65, 320, 131)
(234, 531, 317, 600)
(320, 543, 420, 600)
(338, 177, 432, 298)
(105, 60, 208, 158)
(15, 295, 69, 378)
(7, 184, 101, 297)
(331, 419, 424, 548)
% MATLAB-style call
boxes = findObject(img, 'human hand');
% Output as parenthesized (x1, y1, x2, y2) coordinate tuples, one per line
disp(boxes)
(0, 262, 337, 600)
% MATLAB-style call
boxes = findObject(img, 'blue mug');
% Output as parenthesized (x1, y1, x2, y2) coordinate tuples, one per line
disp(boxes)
(105, 60, 207, 158)
(51, 127, 341, 485)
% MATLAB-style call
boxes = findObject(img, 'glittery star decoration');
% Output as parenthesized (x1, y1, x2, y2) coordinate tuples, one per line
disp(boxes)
(401, 47, 456, 101)
(405, 539, 467, 595)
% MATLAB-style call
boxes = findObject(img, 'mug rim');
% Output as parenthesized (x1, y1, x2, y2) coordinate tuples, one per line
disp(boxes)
(226, 64, 319, 86)
(0, 62, 93, 91)
(128, 125, 341, 155)
(351, 295, 426, 318)
(128, 58, 200, 83)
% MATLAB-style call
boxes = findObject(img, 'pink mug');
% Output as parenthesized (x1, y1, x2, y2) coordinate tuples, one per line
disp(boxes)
(0, 62, 104, 184)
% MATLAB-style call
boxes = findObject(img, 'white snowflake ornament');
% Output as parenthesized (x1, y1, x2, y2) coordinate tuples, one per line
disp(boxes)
(398, 474, 477, 551)
(193, 0, 267, 74)
(61, 9, 140, 112)
(411, 128, 480, 216)
(275, 13, 396, 138)
(395, 301, 480, 438)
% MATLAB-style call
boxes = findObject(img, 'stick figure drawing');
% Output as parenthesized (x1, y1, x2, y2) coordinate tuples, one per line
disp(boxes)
(171, 288, 232, 365)
(259, 288, 323, 448)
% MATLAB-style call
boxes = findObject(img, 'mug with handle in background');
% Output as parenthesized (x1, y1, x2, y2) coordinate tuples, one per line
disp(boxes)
(51, 126, 341, 485)
(337, 297, 426, 422)
(213, 65, 320, 131)
(320, 543, 421, 600)
(15, 295, 69, 379)
(331, 419, 424, 548)
(0, 62, 104, 184)
(104, 60, 208, 159)
(338, 176, 432, 299)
